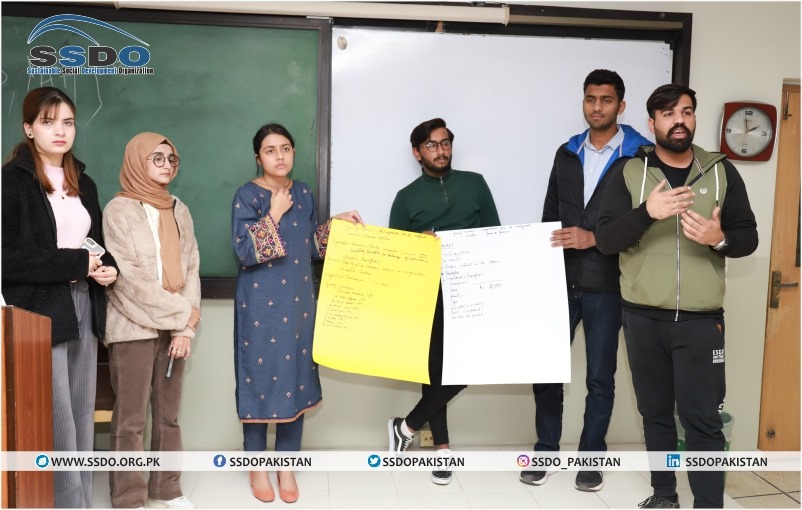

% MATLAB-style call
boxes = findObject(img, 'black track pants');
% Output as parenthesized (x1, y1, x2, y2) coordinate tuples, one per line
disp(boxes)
(623, 310, 726, 508)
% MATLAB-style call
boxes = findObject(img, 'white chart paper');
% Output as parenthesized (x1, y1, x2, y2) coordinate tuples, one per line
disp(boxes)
(438, 223, 571, 385)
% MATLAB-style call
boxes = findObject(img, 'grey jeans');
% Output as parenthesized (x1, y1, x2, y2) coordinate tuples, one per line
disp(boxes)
(108, 331, 186, 508)
(52, 280, 97, 508)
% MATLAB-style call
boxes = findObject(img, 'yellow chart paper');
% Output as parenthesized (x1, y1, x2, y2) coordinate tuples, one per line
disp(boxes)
(313, 220, 441, 384)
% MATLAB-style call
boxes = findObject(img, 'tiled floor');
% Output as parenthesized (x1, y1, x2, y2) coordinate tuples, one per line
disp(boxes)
(90, 445, 800, 509)
(725, 471, 800, 509)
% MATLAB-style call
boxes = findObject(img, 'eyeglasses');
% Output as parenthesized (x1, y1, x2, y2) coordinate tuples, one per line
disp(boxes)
(147, 153, 180, 168)
(421, 139, 453, 152)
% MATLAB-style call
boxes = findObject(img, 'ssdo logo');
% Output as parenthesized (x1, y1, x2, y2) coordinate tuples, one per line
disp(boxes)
(26, 14, 154, 76)
(516, 454, 530, 468)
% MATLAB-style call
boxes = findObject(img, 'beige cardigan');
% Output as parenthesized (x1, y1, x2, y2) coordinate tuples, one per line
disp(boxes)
(103, 196, 201, 345)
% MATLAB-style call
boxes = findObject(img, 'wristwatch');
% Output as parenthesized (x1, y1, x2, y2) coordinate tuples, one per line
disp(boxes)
(712, 236, 728, 251)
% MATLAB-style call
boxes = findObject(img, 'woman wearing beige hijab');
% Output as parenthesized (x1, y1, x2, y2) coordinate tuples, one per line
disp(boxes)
(103, 132, 201, 509)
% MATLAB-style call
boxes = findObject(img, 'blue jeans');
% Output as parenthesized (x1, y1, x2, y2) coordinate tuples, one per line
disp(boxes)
(532, 288, 621, 452)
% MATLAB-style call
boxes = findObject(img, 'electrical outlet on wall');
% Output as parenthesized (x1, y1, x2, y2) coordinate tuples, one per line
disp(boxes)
(419, 425, 434, 447)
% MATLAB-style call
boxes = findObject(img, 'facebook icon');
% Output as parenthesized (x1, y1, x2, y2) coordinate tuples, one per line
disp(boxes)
(666, 454, 681, 468)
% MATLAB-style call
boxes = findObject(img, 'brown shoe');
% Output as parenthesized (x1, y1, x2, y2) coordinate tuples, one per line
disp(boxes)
(277, 471, 299, 503)
(249, 471, 275, 503)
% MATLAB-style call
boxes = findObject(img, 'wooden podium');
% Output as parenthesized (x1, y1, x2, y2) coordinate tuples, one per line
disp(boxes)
(2, 305, 54, 508)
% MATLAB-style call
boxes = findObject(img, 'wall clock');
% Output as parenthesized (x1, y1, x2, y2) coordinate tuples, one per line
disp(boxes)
(720, 101, 777, 161)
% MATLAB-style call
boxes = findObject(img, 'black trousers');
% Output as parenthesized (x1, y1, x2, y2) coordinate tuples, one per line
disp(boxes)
(623, 310, 726, 508)
(405, 287, 466, 446)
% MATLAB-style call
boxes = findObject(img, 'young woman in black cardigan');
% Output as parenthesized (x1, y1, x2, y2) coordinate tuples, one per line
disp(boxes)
(1, 87, 117, 508)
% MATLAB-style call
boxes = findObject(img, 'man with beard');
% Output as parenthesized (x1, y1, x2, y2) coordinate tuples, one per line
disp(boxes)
(387, 117, 500, 485)
(521, 70, 651, 492)
(596, 84, 758, 508)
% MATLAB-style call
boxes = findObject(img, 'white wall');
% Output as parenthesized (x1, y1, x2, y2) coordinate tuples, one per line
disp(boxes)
(176, 1, 800, 452)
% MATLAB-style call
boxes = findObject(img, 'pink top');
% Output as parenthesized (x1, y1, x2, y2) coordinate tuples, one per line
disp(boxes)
(44, 164, 91, 249)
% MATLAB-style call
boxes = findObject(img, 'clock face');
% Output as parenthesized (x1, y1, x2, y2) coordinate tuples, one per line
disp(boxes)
(723, 106, 774, 157)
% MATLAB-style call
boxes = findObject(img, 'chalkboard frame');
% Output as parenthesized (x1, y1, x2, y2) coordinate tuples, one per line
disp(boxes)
(2, 2, 332, 299)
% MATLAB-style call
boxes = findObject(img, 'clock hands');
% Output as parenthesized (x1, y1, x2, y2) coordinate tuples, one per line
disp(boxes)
(742, 117, 749, 144)
(747, 122, 765, 133)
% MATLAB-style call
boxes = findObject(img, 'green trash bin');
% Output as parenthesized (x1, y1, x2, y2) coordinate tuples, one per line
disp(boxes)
(675, 411, 734, 451)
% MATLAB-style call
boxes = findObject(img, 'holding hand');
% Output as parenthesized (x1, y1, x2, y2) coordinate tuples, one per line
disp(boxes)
(169, 336, 191, 359)
(681, 207, 725, 247)
(90, 265, 118, 286)
(269, 187, 293, 224)
(646, 179, 695, 220)
(332, 210, 365, 226)
(88, 254, 102, 275)
(550, 226, 595, 250)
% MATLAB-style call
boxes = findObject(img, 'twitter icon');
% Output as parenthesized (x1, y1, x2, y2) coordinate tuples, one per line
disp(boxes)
(367, 454, 381, 468)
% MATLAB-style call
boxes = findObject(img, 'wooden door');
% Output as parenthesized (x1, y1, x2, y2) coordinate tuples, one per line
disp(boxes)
(759, 84, 800, 451)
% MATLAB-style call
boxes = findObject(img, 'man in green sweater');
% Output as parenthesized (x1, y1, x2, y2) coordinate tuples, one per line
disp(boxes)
(387, 117, 500, 485)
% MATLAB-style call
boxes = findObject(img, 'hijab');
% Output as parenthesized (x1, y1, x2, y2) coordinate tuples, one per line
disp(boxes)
(116, 132, 184, 293)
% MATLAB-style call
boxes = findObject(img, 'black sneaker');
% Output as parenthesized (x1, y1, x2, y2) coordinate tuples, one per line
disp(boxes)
(388, 417, 413, 453)
(638, 494, 680, 508)
(575, 470, 603, 492)
(431, 448, 453, 485)
(519, 470, 548, 486)
(431, 469, 452, 485)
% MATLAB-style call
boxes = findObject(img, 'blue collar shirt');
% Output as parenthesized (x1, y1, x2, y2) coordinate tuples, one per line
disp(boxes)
(581, 125, 624, 206)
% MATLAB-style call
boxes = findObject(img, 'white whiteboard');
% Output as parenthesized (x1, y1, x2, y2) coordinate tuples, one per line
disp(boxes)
(330, 28, 671, 226)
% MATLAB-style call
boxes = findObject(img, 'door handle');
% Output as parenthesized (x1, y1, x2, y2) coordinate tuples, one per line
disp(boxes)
(770, 270, 799, 308)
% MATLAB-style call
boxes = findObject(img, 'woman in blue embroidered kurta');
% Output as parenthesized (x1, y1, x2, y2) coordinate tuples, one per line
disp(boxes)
(232, 123, 362, 503)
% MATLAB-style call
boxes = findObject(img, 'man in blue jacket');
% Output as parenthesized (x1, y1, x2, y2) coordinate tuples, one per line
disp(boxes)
(520, 69, 652, 492)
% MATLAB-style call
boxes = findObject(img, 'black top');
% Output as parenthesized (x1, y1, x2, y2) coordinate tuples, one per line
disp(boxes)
(542, 143, 638, 293)
(2, 144, 116, 344)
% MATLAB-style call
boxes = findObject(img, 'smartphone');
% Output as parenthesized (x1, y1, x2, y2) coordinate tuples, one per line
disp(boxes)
(81, 237, 106, 257)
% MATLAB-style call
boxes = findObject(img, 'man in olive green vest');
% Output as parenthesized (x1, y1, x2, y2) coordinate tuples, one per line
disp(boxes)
(596, 84, 758, 509)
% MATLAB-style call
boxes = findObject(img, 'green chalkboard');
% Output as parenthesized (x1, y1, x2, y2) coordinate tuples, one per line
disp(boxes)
(1, 5, 329, 290)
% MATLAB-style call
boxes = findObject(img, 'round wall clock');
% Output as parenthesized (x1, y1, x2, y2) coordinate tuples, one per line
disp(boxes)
(720, 101, 778, 161)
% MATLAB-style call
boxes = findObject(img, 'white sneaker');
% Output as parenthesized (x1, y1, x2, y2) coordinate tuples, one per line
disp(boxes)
(147, 496, 195, 509)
